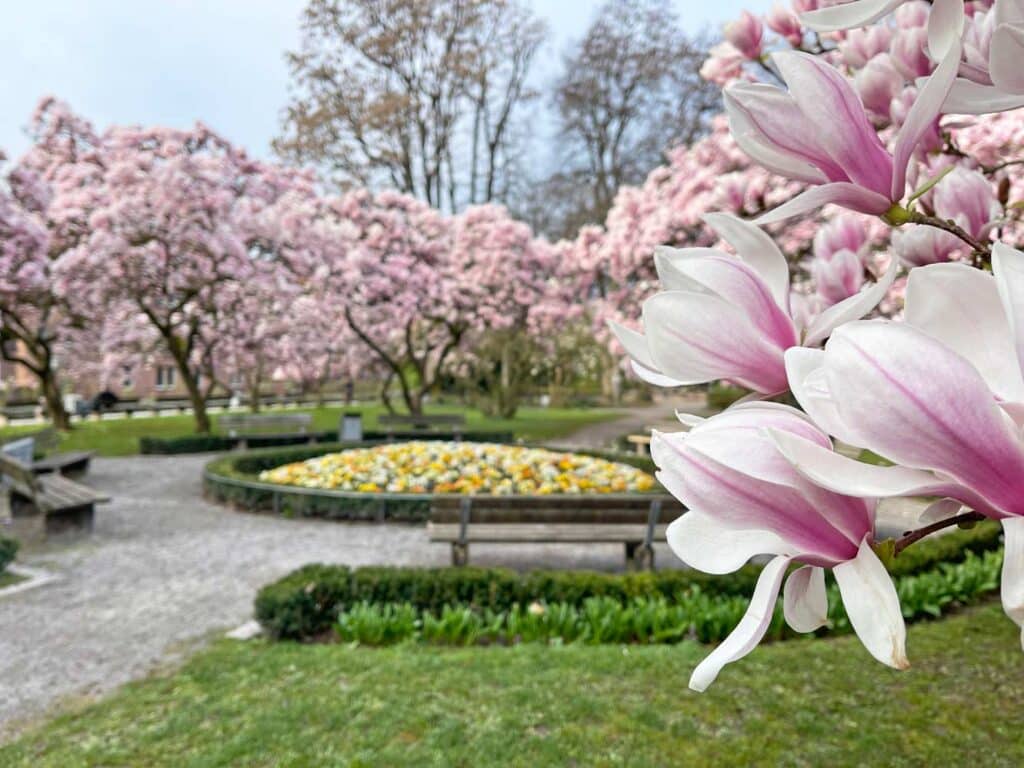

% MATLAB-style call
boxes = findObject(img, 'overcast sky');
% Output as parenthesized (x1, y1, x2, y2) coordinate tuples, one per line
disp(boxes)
(0, 0, 774, 160)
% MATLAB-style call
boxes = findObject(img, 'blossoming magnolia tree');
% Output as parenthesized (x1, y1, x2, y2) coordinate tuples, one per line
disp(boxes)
(610, 0, 1024, 690)
(0, 99, 103, 428)
(57, 121, 314, 432)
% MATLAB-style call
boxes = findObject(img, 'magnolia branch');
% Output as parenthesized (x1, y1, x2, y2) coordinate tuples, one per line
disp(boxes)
(905, 210, 993, 268)
(893, 511, 987, 555)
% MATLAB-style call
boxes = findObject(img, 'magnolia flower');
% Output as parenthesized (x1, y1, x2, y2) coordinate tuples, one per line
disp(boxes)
(724, 44, 960, 224)
(777, 245, 1024, 646)
(725, 10, 764, 59)
(944, 0, 1024, 113)
(609, 214, 896, 395)
(801, 0, 964, 62)
(654, 402, 908, 691)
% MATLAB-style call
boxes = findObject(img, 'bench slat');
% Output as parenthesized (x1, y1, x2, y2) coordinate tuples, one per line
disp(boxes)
(32, 451, 95, 471)
(428, 522, 672, 543)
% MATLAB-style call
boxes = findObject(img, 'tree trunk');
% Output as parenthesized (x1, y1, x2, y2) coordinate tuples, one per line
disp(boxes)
(40, 371, 71, 431)
(380, 371, 396, 415)
(249, 382, 262, 414)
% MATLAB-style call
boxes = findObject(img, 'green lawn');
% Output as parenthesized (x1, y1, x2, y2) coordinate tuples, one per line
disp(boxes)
(4, 602, 1022, 767)
(0, 405, 623, 457)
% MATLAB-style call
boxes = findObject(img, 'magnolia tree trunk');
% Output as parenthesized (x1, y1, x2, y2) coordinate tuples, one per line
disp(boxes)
(40, 372, 71, 431)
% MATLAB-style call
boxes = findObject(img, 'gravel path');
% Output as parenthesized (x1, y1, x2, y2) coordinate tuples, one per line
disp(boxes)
(0, 447, 678, 736)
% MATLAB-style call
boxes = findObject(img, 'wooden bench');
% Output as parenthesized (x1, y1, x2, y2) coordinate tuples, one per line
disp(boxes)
(626, 434, 652, 455)
(428, 494, 686, 570)
(378, 413, 466, 439)
(218, 413, 314, 449)
(3, 427, 94, 477)
(0, 452, 109, 539)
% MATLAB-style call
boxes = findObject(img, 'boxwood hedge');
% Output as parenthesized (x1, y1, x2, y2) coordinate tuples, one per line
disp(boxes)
(0, 536, 19, 574)
(254, 521, 1003, 641)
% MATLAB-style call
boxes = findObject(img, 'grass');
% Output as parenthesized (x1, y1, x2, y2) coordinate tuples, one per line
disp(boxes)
(0, 405, 623, 457)
(3, 602, 1022, 767)
(0, 570, 26, 589)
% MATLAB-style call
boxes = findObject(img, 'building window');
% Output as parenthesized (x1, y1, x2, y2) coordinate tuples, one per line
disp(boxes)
(155, 365, 176, 390)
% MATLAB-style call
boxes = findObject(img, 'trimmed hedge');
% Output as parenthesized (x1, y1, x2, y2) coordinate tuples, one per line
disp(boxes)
(142, 430, 515, 455)
(255, 521, 1004, 641)
(0, 536, 18, 573)
(329, 550, 1004, 647)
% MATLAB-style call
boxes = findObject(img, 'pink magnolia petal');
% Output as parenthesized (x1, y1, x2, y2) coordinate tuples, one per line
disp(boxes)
(906, 263, 1024, 402)
(892, 41, 961, 200)
(653, 253, 797, 348)
(643, 290, 790, 393)
(826, 322, 1024, 515)
(755, 184, 891, 225)
(724, 84, 835, 184)
(1001, 517, 1024, 650)
(773, 51, 893, 197)
(689, 555, 791, 692)
(770, 428, 1001, 518)
(783, 565, 828, 633)
(990, 24, 1024, 95)
(703, 212, 791, 310)
(653, 428, 863, 561)
(799, 0, 905, 32)
(803, 257, 898, 347)
(666, 510, 789, 575)
(834, 538, 909, 670)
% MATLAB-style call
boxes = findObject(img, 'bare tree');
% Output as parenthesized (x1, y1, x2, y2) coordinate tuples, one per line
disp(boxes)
(277, 0, 546, 211)
(542, 0, 718, 237)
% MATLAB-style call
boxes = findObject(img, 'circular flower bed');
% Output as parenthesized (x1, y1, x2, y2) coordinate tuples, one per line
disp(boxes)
(258, 441, 656, 495)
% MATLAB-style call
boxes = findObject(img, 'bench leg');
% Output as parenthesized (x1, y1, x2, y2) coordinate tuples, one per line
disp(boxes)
(625, 542, 655, 571)
(452, 542, 469, 566)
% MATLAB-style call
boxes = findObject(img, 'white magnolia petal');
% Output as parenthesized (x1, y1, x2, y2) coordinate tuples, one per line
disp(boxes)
(784, 347, 862, 445)
(918, 497, 964, 525)
(993, 243, 1024, 389)
(803, 257, 899, 347)
(927, 0, 966, 60)
(800, 0, 905, 32)
(892, 41, 961, 201)
(675, 411, 707, 428)
(905, 262, 1024, 401)
(703, 212, 791, 310)
(653, 246, 721, 290)
(942, 78, 1024, 114)
(783, 565, 828, 633)
(834, 538, 910, 670)
(770, 428, 951, 497)
(666, 511, 789, 575)
(609, 321, 657, 370)
(631, 360, 685, 387)
(1001, 517, 1024, 650)
(755, 184, 891, 226)
(990, 24, 1024, 95)
(689, 555, 791, 692)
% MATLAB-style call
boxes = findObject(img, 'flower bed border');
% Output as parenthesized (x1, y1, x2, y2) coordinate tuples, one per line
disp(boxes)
(203, 441, 659, 523)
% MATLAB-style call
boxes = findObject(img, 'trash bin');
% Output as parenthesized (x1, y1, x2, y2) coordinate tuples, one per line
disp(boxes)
(340, 412, 363, 442)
